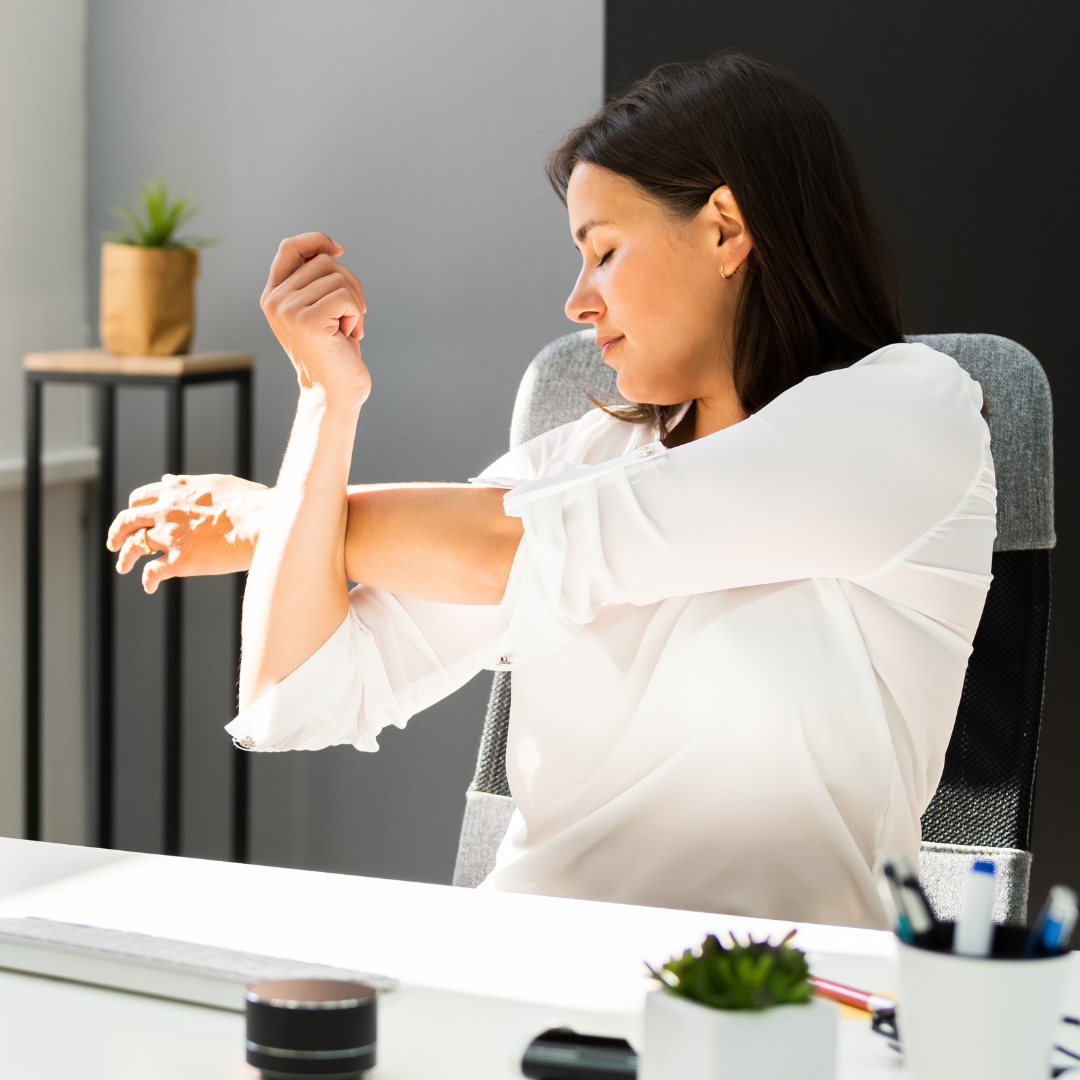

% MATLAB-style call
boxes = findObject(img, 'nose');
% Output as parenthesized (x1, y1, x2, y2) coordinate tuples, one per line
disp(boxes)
(565, 265, 604, 324)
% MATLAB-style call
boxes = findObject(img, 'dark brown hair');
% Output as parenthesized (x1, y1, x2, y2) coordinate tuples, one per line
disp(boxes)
(546, 51, 903, 435)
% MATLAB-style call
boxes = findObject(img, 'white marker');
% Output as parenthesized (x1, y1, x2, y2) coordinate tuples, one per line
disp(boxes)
(954, 859, 996, 957)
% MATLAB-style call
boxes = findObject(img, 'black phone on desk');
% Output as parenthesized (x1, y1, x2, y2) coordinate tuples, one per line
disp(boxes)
(521, 1027, 637, 1079)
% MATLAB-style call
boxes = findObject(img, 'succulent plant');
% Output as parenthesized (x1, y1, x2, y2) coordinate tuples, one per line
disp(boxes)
(648, 931, 812, 1011)
(106, 178, 215, 249)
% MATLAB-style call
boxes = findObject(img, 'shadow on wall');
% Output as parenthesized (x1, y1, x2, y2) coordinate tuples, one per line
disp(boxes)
(84, 0, 603, 880)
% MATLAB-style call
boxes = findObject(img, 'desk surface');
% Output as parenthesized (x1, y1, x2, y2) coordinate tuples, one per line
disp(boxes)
(0, 838, 1074, 1079)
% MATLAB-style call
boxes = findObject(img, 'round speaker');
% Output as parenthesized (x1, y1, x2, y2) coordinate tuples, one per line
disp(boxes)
(245, 979, 377, 1078)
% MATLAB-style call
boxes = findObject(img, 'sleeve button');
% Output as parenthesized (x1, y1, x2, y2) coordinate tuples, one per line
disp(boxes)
(235, 736, 256, 749)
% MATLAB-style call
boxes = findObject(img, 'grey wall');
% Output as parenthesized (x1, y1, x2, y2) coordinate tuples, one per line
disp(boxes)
(86, 0, 603, 880)
(0, 0, 92, 846)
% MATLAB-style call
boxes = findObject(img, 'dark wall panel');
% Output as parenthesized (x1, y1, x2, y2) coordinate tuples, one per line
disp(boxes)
(607, 0, 1079, 910)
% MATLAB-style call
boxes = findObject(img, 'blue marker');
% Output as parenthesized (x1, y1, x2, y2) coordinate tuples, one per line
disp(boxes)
(1024, 885, 1079, 957)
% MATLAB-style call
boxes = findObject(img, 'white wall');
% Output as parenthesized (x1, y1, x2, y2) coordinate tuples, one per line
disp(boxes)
(0, 0, 92, 844)
(86, 1, 603, 879)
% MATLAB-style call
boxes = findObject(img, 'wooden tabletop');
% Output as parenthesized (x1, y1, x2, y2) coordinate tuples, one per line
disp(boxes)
(23, 349, 254, 377)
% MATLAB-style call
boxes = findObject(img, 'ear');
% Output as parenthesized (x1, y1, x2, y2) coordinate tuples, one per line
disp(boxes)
(703, 186, 752, 277)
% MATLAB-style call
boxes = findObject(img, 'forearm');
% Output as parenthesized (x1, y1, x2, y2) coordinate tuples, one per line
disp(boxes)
(144, 476, 523, 607)
(239, 388, 358, 708)
(344, 484, 523, 604)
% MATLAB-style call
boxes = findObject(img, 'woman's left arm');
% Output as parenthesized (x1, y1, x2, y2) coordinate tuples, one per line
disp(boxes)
(239, 233, 370, 709)
(239, 232, 526, 711)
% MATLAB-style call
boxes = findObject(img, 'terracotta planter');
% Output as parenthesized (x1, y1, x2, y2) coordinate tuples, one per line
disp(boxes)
(640, 990, 837, 1080)
(99, 241, 199, 356)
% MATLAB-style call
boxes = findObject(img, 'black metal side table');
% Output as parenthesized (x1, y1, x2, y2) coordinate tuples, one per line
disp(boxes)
(23, 348, 254, 861)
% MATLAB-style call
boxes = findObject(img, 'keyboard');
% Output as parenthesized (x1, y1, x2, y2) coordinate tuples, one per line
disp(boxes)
(0, 917, 396, 1012)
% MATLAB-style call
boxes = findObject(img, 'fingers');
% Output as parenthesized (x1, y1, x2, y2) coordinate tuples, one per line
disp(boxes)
(274, 274, 365, 351)
(128, 481, 164, 508)
(267, 253, 366, 339)
(339, 310, 362, 341)
(265, 233, 345, 291)
(114, 533, 143, 575)
(288, 254, 366, 317)
(142, 554, 178, 595)
(291, 273, 363, 320)
(128, 473, 188, 509)
(108, 506, 156, 551)
(314, 292, 364, 341)
(335, 261, 366, 317)
(114, 525, 164, 575)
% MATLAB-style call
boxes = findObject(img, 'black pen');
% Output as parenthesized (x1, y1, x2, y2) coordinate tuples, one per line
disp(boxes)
(881, 853, 938, 948)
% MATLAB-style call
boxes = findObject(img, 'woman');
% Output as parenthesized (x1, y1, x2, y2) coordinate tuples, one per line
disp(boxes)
(108, 53, 995, 928)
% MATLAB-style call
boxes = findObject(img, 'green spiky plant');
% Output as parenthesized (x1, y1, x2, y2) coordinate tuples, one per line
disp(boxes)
(647, 931, 812, 1011)
(105, 178, 215, 249)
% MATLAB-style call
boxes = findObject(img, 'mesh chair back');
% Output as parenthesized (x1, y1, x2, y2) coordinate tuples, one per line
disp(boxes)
(453, 332, 1055, 927)
(907, 334, 1053, 925)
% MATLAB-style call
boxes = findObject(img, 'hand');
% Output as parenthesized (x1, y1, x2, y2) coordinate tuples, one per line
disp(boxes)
(107, 473, 271, 594)
(260, 232, 371, 409)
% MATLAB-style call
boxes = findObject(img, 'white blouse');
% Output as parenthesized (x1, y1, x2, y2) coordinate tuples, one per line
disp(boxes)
(226, 341, 996, 929)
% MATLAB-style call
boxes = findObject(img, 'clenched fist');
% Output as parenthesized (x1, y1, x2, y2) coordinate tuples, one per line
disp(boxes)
(260, 232, 371, 409)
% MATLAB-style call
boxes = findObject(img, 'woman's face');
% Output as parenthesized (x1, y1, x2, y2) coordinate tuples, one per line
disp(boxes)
(565, 162, 751, 407)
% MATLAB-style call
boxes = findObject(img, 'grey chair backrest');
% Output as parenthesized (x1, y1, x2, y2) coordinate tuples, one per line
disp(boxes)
(453, 330, 1055, 929)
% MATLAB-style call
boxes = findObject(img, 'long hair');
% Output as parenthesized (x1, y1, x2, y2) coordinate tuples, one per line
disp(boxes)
(546, 52, 903, 435)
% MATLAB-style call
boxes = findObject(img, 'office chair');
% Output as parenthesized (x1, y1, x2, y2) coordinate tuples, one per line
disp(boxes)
(453, 329, 1054, 928)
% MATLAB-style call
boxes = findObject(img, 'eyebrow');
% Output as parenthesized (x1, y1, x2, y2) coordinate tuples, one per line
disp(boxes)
(574, 218, 614, 244)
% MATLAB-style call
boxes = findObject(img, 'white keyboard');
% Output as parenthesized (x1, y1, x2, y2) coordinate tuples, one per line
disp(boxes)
(0, 917, 396, 1012)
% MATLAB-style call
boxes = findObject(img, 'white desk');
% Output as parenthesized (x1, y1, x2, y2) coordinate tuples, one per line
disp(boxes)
(0, 838, 1074, 1078)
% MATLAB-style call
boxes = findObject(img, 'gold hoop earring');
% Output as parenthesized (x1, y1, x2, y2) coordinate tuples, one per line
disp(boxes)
(720, 263, 736, 280)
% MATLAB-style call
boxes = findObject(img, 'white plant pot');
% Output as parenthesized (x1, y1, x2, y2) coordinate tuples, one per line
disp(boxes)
(640, 990, 837, 1080)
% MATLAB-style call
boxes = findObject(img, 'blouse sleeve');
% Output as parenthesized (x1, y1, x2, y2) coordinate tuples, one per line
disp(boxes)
(221, 427, 566, 754)
(224, 587, 504, 753)
(496, 343, 992, 658)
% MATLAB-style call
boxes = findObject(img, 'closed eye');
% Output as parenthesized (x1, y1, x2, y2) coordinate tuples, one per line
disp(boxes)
(598, 248, 614, 267)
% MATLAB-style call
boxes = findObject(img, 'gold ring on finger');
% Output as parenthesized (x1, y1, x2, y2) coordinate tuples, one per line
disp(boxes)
(136, 528, 155, 556)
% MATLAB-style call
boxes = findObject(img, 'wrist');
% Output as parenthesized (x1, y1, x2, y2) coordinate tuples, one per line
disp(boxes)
(232, 483, 272, 550)
(296, 382, 364, 425)
(275, 387, 360, 498)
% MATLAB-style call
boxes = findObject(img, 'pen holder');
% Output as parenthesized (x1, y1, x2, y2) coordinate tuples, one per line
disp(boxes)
(245, 979, 377, 1078)
(897, 924, 1069, 1080)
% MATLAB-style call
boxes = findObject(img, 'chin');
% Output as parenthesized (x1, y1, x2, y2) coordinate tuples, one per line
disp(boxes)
(616, 373, 677, 407)
(614, 371, 648, 404)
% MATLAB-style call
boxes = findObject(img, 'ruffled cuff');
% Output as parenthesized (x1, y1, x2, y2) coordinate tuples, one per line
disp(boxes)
(224, 608, 403, 753)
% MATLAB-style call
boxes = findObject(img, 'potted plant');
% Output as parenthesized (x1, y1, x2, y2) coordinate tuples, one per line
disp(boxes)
(100, 178, 213, 356)
(641, 932, 837, 1080)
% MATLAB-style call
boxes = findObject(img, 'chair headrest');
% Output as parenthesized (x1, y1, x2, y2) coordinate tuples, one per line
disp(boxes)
(510, 329, 1054, 553)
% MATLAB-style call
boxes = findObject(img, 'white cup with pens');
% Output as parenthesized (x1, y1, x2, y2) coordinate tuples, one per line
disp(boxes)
(879, 852, 1075, 1080)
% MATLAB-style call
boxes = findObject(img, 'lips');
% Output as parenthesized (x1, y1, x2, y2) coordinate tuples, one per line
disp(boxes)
(595, 334, 624, 362)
